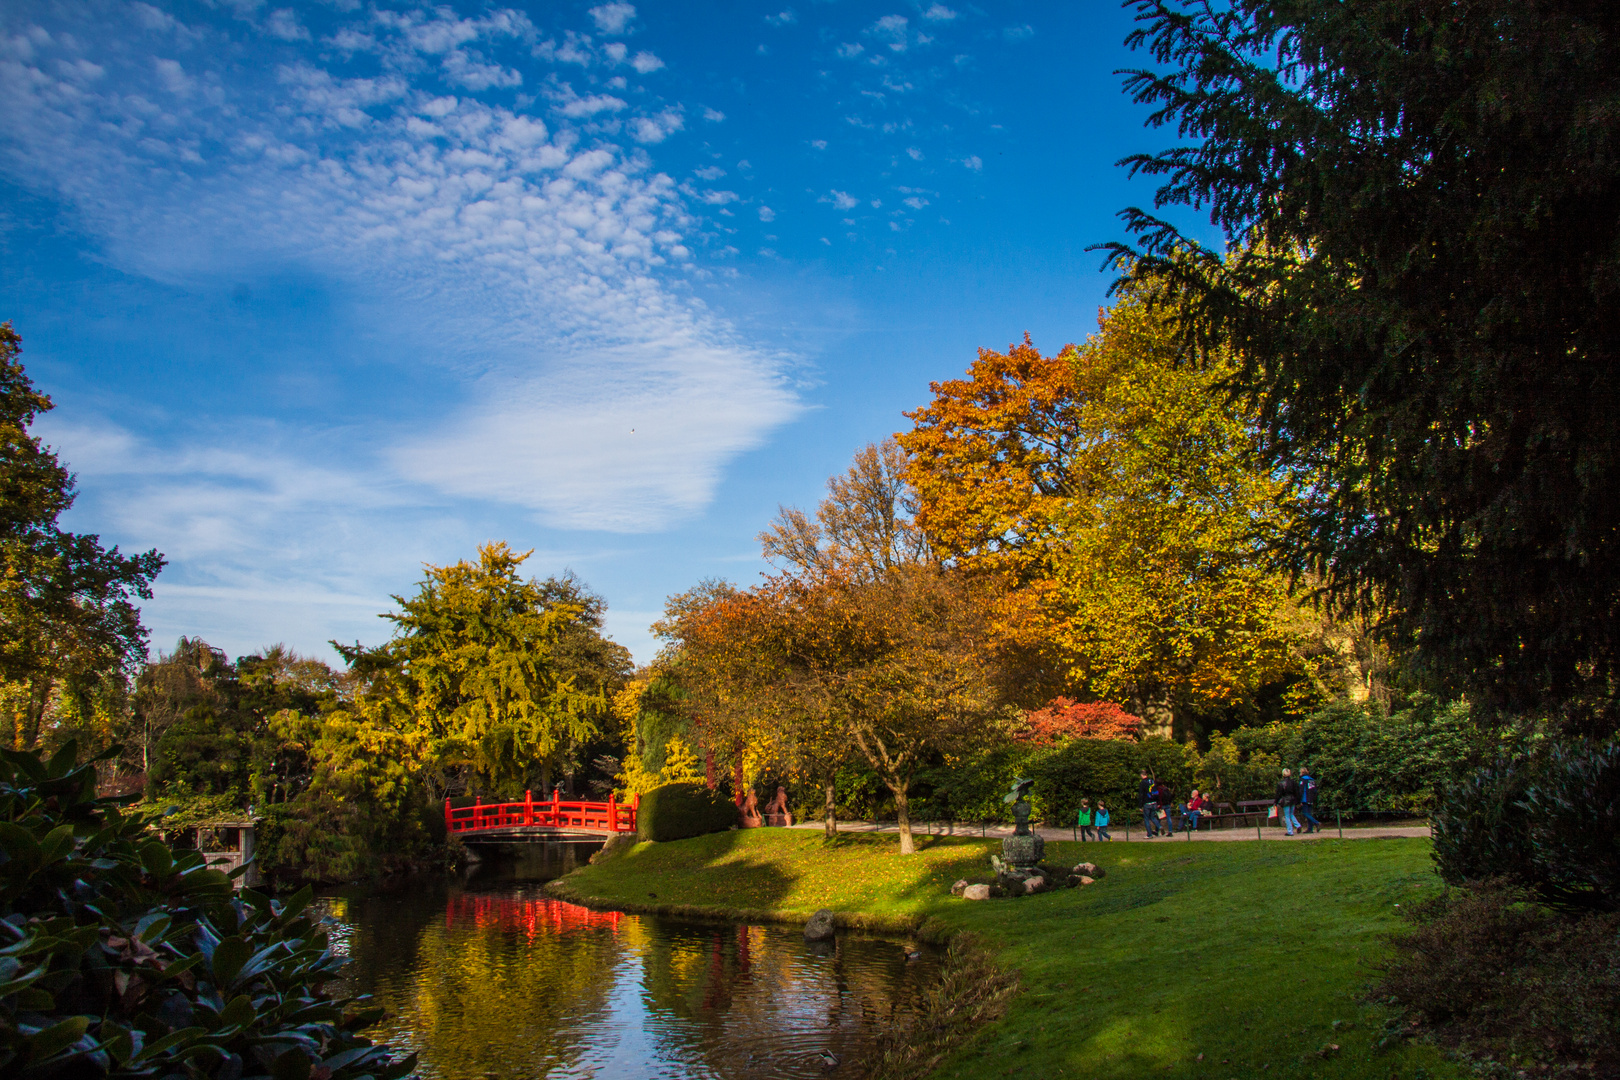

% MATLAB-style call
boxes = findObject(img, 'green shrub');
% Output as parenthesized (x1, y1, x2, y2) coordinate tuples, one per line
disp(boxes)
(1028, 737, 1195, 824)
(1433, 738, 1620, 912)
(0, 741, 413, 1079)
(636, 782, 739, 842)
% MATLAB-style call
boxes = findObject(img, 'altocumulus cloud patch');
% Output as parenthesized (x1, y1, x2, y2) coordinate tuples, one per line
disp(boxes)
(0, 1, 801, 537)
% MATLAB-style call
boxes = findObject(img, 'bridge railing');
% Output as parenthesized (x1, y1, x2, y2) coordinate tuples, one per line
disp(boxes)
(445, 791, 639, 836)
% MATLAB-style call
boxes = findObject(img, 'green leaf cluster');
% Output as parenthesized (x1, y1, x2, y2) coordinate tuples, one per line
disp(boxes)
(0, 324, 164, 752)
(0, 741, 412, 1079)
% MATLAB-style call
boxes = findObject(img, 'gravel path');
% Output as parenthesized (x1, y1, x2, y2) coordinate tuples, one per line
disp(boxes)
(784, 819, 1430, 842)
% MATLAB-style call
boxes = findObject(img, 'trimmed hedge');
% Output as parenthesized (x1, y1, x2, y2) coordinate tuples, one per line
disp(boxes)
(1027, 736, 1195, 824)
(636, 782, 740, 842)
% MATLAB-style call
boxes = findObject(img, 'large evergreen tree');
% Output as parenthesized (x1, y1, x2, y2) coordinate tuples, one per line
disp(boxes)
(1106, 1, 1620, 728)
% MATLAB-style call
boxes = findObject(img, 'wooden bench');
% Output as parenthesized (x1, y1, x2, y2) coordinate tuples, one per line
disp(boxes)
(1233, 799, 1276, 827)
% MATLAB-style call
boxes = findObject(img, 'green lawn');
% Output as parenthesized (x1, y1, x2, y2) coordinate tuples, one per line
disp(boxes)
(554, 830, 1461, 1080)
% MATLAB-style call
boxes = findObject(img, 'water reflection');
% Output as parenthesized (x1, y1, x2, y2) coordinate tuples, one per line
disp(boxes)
(321, 843, 938, 1079)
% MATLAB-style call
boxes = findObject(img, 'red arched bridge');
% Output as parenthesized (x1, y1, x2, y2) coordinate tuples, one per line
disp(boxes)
(445, 791, 639, 843)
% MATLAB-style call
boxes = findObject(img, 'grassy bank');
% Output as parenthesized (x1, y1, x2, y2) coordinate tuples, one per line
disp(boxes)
(550, 830, 1462, 1080)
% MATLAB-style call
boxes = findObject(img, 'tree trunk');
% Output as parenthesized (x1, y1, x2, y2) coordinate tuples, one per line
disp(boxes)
(20, 675, 51, 750)
(892, 782, 915, 855)
(823, 777, 838, 838)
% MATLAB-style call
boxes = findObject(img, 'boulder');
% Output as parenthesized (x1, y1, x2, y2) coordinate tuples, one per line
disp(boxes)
(1078, 875, 1096, 886)
(1023, 877, 1045, 895)
(962, 883, 991, 901)
(950, 879, 969, 897)
(1072, 862, 1103, 877)
(803, 909, 838, 942)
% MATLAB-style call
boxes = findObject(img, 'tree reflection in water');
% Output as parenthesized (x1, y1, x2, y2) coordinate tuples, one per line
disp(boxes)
(320, 859, 939, 1079)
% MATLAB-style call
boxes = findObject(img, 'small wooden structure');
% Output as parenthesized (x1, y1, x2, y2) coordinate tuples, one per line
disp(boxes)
(178, 818, 262, 888)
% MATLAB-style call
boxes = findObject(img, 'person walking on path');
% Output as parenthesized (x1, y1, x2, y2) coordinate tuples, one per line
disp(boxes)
(1156, 781, 1177, 834)
(1139, 771, 1160, 837)
(1078, 799, 1096, 841)
(1297, 770, 1321, 834)
(1095, 801, 1112, 840)
(1274, 768, 1302, 836)
(1184, 789, 1207, 834)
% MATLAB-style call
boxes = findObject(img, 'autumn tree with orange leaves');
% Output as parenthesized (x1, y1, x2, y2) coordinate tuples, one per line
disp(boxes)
(899, 281, 1301, 735)
(660, 440, 1007, 854)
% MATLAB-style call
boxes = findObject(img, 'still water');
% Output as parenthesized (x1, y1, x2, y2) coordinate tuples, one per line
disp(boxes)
(318, 843, 940, 1080)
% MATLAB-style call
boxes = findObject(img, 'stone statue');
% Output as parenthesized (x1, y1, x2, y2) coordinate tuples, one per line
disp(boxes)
(764, 786, 793, 827)
(999, 777, 1044, 869)
(1006, 777, 1036, 835)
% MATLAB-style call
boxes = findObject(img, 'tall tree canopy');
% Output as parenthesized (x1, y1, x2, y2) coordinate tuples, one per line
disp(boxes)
(900, 287, 1298, 729)
(1108, 0, 1620, 728)
(0, 323, 164, 749)
(344, 543, 602, 797)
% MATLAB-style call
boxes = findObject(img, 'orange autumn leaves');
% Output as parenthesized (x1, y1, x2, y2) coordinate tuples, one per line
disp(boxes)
(898, 282, 1300, 723)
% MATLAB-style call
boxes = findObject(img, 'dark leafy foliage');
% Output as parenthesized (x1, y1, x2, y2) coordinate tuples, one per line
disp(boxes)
(1107, 1, 1620, 730)
(1376, 880, 1620, 1076)
(0, 742, 414, 1079)
(636, 783, 739, 843)
(1028, 737, 1194, 825)
(1433, 738, 1620, 911)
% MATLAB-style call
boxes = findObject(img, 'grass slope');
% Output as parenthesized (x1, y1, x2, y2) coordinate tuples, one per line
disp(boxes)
(557, 830, 1461, 1080)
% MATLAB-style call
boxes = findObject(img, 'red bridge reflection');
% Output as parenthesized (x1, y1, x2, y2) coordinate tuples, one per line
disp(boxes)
(446, 894, 624, 938)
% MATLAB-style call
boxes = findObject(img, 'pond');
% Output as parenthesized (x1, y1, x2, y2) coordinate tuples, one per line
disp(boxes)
(318, 842, 941, 1079)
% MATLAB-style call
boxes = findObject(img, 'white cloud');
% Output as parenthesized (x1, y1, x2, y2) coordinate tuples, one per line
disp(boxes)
(758, 205, 775, 222)
(1003, 24, 1034, 42)
(825, 190, 859, 210)
(0, 3, 802, 557)
(693, 165, 725, 180)
(702, 107, 725, 122)
(963, 154, 983, 170)
(811, 139, 827, 150)
(922, 4, 958, 20)
(836, 42, 863, 59)
(903, 196, 928, 209)
(629, 109, 683, 143)
(264, 9, 308, 41)
(765, 10, 797, 26)
(629, 50, 664, 74)
(867, 14, 909, 52)
(556, 92, 627, 117)
(588, 2, 636, 35)
(153, 56, 192, 93)
(906, 146, 923, 160)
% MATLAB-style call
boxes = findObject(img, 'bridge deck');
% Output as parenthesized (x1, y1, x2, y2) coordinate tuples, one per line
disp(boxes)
(446, 793, 638, 840)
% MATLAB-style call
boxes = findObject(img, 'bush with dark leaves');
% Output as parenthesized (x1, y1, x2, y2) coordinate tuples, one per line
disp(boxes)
(1432, 739, 1620, 912)
(0, 742, 415, 1079)
(1376, 879, 1620, 1078)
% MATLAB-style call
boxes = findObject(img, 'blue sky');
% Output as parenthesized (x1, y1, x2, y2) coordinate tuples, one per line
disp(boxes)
(0, 0, 1205, 664)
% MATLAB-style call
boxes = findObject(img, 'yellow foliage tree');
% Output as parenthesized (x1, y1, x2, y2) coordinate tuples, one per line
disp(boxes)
(901, 282, 1301, 732)
(342, 542, 601, 799)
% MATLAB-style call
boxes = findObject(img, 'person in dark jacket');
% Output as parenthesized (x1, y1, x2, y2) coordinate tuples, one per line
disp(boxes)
(1155, 781, 1176, 834)
(1274, 768, 1302, 836)
(1297, 770, 1321, 834)
(1138, 771, 1159, 837)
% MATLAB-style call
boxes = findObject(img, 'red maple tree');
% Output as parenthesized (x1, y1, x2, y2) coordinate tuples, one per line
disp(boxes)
(1017, 697, 1143, 744)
